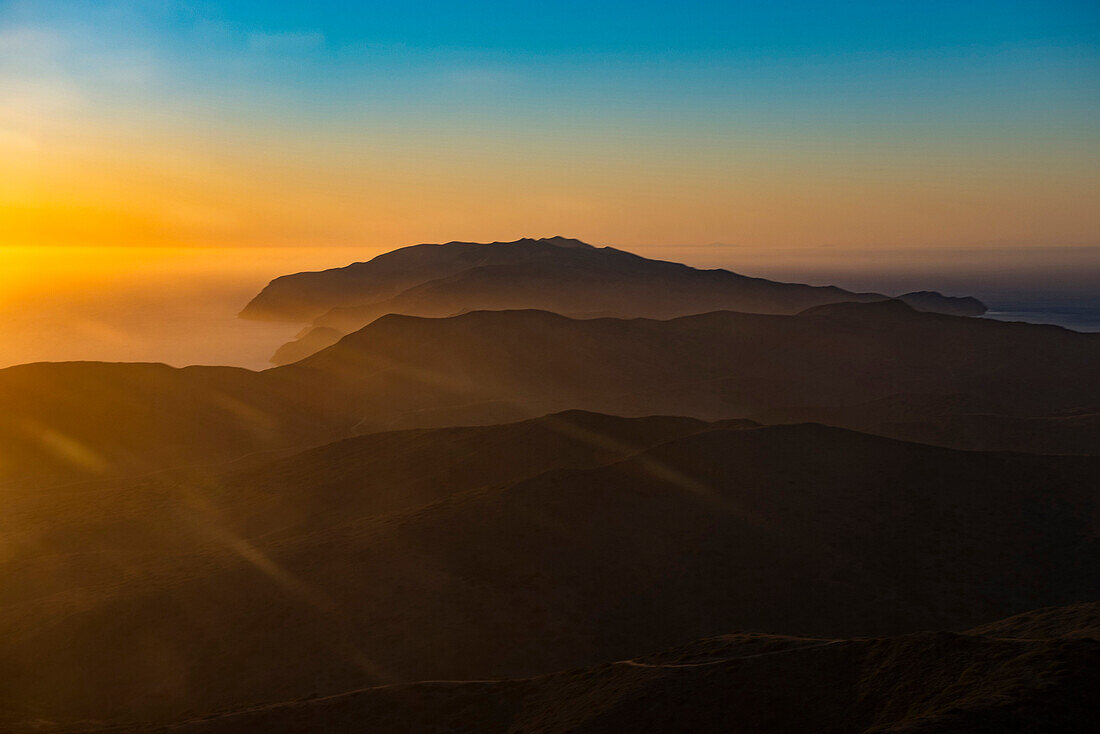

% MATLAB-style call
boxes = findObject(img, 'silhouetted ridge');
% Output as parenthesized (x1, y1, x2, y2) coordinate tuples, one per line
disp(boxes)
(798, 298, 918, 318)
(4, 303, 1097, 490)
(240, 236, 605, 322)
(241, 237, 987, 363)
(968, 602, 1100, 639)
(161, 624, 1097, 734)
(516, 235, 593, 248)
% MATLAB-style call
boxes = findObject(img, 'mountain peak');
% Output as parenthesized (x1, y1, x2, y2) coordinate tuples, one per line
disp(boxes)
(241, 237, 986, 335)
(514, 236, 593, 249)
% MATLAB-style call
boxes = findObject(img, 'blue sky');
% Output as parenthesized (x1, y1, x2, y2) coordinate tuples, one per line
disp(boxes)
(1, 0, 1098, 252)
(157, 1, 1099, 53)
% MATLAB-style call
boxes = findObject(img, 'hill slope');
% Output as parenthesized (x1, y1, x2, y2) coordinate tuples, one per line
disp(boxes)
(236, 237, 985, 362)
(284, 302, 1099, 438)
(1, 415, 1095, 723)
(967, 601, 1100, 640)
(753, 394, 1100, 455)
(114, 610, 1100, 734)
(2, 302, 1096, 489)
(0, 360, 356, 488)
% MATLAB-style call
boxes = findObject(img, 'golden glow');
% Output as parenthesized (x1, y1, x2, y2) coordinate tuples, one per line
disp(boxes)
(2, 4, 1097, 369)
(0, 246, 357, 369)
(4, 109, 1099, 254)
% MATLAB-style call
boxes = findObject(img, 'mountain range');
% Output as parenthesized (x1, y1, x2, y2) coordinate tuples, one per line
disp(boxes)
(3, 300, 1095, 490)
(3, 411, 1096, 728)
(238, 237, 987, 363)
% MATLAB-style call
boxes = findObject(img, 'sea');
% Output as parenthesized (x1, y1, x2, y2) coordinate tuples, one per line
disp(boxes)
(983, 307, 1100, 332)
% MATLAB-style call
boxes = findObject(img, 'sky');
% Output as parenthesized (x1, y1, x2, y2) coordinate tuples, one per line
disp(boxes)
(2, 0, 1098, 255)
(1, 0, 1098, 368)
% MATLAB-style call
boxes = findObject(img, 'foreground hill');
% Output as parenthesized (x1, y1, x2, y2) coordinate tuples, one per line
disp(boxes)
(115, 605, 1100, 733)
(753, 394, 1100, 455)
(236, 237, 985, 363)
(2, 413, 1095, 724)
(0, 360, 358, 488)
(2, 301, 1096, 488)
(967, 601, 1100, 640)
(277, 302, 1099, 453)
(288, 302, 1096, 422)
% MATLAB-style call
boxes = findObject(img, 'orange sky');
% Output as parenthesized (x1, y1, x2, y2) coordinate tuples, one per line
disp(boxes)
(5, 115, 1100, 254)
(3, 3, 1099, 257)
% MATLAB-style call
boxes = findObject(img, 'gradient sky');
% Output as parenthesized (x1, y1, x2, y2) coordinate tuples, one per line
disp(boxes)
(2, 0, 1099, 253)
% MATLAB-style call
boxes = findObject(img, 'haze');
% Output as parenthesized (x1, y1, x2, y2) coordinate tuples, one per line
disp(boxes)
(1, 242, 1096, 368)
(4, 1, 1098, 367)
(3, 3, 1100, 731)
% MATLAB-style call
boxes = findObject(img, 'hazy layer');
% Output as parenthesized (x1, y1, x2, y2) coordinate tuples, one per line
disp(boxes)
(0, 246, 362, 369)
(1, 243, 1096, 369)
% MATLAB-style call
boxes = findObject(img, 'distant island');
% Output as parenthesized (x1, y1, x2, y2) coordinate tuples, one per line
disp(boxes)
(239, 237, 987, 363)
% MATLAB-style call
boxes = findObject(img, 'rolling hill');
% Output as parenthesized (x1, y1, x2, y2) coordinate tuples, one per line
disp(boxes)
(285, 302, 1097, 428)
(2, 301, 1096, 490)
(112, 605, 1100, 733)
(0, 360, 357, 489)
(2, 413, 1095, 725)
(752, 394, 1100, 455)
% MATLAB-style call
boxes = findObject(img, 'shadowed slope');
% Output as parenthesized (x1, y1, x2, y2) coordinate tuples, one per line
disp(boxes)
(1, 417, 1095, 724)
(81, 607, 1100, 734)
(967, 602, 1100, 639)
(0, 361, 356, 488)
(284, 302, 1099, 437)
(2, 302, 1097, 490)
(753, 394, 1100, 455)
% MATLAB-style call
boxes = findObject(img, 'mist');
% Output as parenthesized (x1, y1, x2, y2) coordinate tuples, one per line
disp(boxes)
(0, 246, 367, 369)
(2, 242, 1097, 371)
